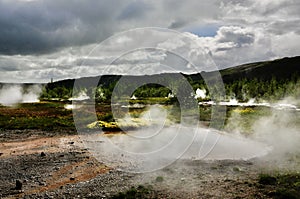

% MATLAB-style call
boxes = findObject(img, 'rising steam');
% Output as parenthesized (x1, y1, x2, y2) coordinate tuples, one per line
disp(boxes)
(69, 90, 90, 101)
(251, 107, 300, 168)
(194, 88, 206, 99)
(225, 96, 300, 169)
(0, 85, 42, 106)
(82, 105, 271, 173)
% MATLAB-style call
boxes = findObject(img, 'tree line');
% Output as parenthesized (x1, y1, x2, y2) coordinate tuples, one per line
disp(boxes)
(40, 74, 300, 103)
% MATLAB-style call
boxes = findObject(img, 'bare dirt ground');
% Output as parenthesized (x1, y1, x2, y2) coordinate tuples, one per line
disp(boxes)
(0, 130, 284, 198)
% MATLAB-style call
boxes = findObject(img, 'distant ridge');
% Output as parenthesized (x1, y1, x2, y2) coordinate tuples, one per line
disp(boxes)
(1, 56, 299, 88)
(219, 56, 300, 82)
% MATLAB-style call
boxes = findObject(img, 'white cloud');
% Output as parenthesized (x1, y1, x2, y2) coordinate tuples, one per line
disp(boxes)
(0, 0, 299, 82)
(190, 26, 276, 68)
(272, 32, 300, 57)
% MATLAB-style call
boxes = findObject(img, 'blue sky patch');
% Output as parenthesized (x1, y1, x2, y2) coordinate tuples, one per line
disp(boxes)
(185, 24, 219, 37)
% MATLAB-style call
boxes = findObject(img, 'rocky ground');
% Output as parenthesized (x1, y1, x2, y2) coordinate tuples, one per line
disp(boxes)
(0, 130, 297, 199)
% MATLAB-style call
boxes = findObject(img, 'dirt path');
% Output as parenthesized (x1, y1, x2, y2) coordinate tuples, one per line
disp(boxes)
(0, 135, 78, 157)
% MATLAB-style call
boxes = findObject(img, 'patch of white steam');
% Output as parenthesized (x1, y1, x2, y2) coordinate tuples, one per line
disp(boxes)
(82, 105, 271, 173)
(0, 85, 41, 106)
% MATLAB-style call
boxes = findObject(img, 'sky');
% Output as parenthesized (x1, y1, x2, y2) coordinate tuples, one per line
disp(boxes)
(0, 0, 299, 83)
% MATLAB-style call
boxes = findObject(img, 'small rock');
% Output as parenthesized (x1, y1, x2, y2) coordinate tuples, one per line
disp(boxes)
(16, 180, 22, 190)
(41, 152, 46, 157)
(39, 182, 47, 186)
(70, 177, 75, 181)
(68, 141, 75, 145)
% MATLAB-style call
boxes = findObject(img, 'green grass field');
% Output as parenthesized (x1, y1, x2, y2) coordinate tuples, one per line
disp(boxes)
(1, 101, 299, 133)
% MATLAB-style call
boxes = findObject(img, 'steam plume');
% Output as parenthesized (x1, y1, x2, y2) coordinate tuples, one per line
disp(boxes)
(0, 85, 41, 106)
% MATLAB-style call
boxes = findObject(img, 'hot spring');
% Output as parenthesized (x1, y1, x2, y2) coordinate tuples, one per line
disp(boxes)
(80, 105, 273, 173)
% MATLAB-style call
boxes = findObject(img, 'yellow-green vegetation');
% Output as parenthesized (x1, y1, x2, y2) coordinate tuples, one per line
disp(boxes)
(87, 118, 150, 130)
(87, 116, 177, 131)
(233, 107, 255, 114)
(88, 104, 182, 131)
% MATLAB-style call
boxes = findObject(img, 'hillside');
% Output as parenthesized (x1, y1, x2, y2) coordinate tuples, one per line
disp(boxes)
(219, 56, 300, 82)
(45, 56, 300, 89)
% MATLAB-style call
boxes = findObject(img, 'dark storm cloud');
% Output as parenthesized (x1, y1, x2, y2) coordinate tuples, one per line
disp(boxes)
(0, 0, 222, 55)
(0, 0, 126, 55)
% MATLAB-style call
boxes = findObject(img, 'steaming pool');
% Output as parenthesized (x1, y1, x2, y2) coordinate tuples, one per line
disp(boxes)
(74, 103, 300, 173)
(80, 125, 272, 173)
